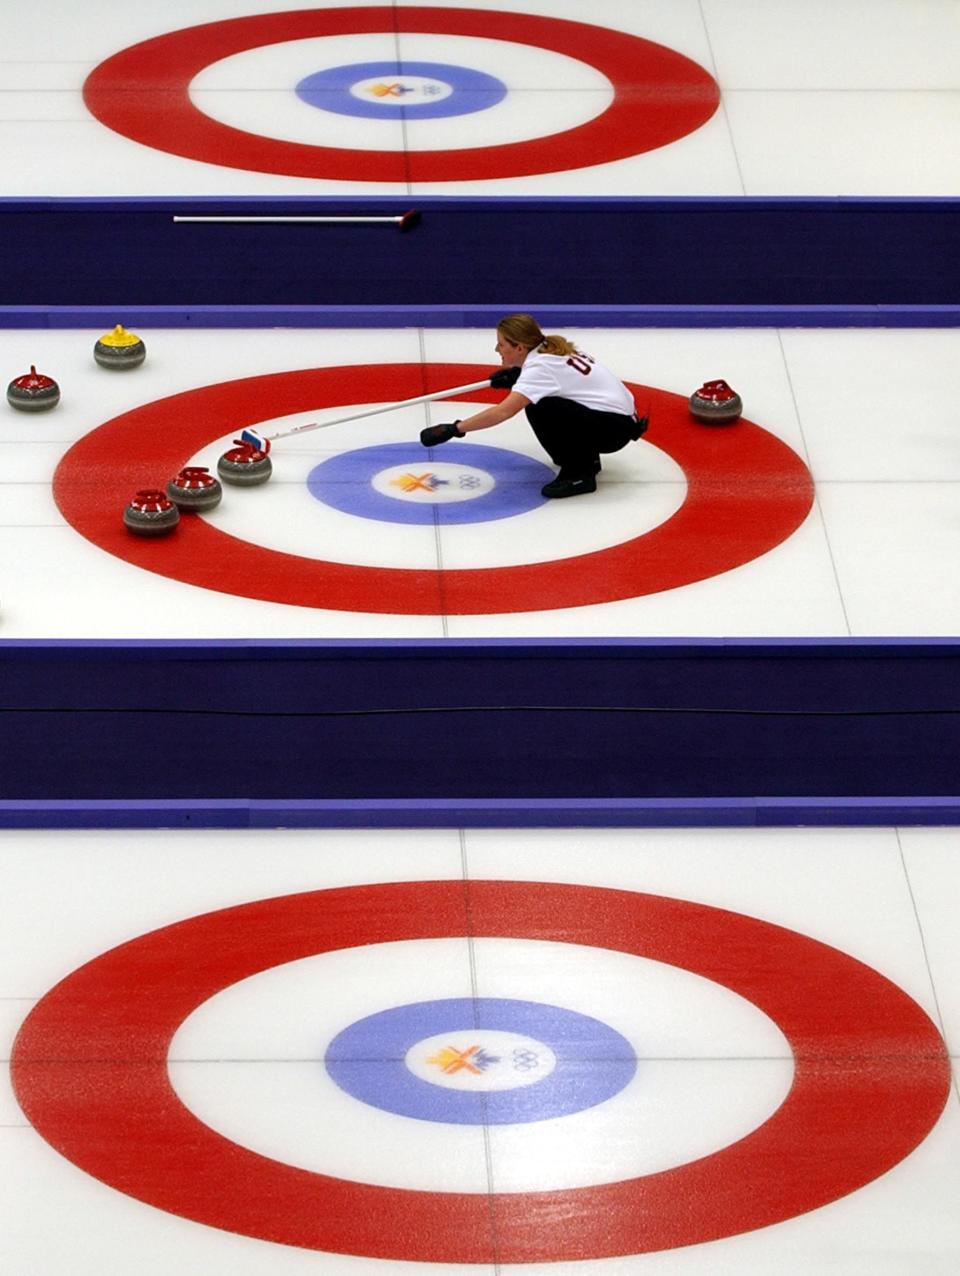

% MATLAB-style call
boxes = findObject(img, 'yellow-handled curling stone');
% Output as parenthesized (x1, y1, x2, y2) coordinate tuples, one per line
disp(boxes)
(94, 324, 146, 370)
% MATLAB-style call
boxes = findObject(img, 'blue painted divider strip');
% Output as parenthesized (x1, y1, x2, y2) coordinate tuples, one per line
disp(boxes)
(1, 797, 958, 829)
(6, 195, 960, 213)
(4, 636, 960, 655)
(2, 305, 959, 328)
(5, 196, 958, 309)
(4, 640, 959, 820)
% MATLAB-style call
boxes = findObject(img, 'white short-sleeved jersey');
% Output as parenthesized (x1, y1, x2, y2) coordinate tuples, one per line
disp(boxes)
(513, 348, 636, 416)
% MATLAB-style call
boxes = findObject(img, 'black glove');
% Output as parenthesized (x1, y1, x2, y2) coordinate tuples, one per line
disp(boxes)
(490, 366, 521, 389)
(420, 420, 464, 446)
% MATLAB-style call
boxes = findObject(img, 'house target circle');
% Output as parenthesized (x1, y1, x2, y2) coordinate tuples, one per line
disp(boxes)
(81, 7, 721, 181)
(52, 362, 814, 615)
(11, 881, 950, 1264)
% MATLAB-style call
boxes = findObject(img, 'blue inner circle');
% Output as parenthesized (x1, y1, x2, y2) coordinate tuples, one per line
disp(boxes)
(307, 441, 554, 525)
(325, 997, 637, 1125)
(296, 61, 507, 120)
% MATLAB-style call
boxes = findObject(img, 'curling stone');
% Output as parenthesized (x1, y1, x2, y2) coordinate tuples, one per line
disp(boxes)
(123, 489, 180, 536)
(7, 365, 60, 412)
(166, 465, 222, 512)
(689, 379, 742, 425)
(217, 439, 272, 487)
(94, 324, 146, 370)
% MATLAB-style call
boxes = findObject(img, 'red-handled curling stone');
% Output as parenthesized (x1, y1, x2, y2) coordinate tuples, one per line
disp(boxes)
(123, 489, 180, 536)
(7, 365, 60, 412)
(689, 379, 742, 425)
(217, 439, 273, 487)
(166, 465, 222, 512)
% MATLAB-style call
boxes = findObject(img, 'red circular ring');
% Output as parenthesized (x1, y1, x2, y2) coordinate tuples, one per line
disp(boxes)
(52, 363, 813, 615)
(82, 7, 720, 181)
(12, 881, 949, 1262)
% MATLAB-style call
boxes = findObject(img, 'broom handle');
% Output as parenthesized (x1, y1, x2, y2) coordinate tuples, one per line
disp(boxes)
(262, 377, 494, 441)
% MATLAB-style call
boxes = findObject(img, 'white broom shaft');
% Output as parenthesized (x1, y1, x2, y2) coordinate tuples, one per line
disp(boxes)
(265, 377, 493, 440)
(174, 215, 404, 224)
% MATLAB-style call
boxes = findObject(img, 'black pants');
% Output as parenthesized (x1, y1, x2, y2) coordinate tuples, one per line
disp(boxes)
(525, 397, 640, 475)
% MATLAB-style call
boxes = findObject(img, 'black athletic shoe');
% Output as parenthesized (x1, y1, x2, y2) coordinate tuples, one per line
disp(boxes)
(541, 473, 598, 498)
(592, 458, 602, 474)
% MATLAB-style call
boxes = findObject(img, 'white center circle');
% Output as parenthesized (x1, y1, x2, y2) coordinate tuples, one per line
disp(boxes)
(371, 461, 495, 503)
(168, 937, 793, 1192)
(189, 34, 612, 151)
(188, 404, 686, 572)
(405, 1029, 557, 1090)
(350, 75, 453, 105)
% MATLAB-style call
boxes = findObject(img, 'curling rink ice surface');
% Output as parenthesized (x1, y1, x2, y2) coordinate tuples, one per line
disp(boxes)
(4, 826, 960, 1274)
(2, 324, 959, 638)
(1, 0, 958, 195)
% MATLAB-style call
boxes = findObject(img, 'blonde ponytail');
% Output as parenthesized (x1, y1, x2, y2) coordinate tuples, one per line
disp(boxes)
(538, 333, 577, 356)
